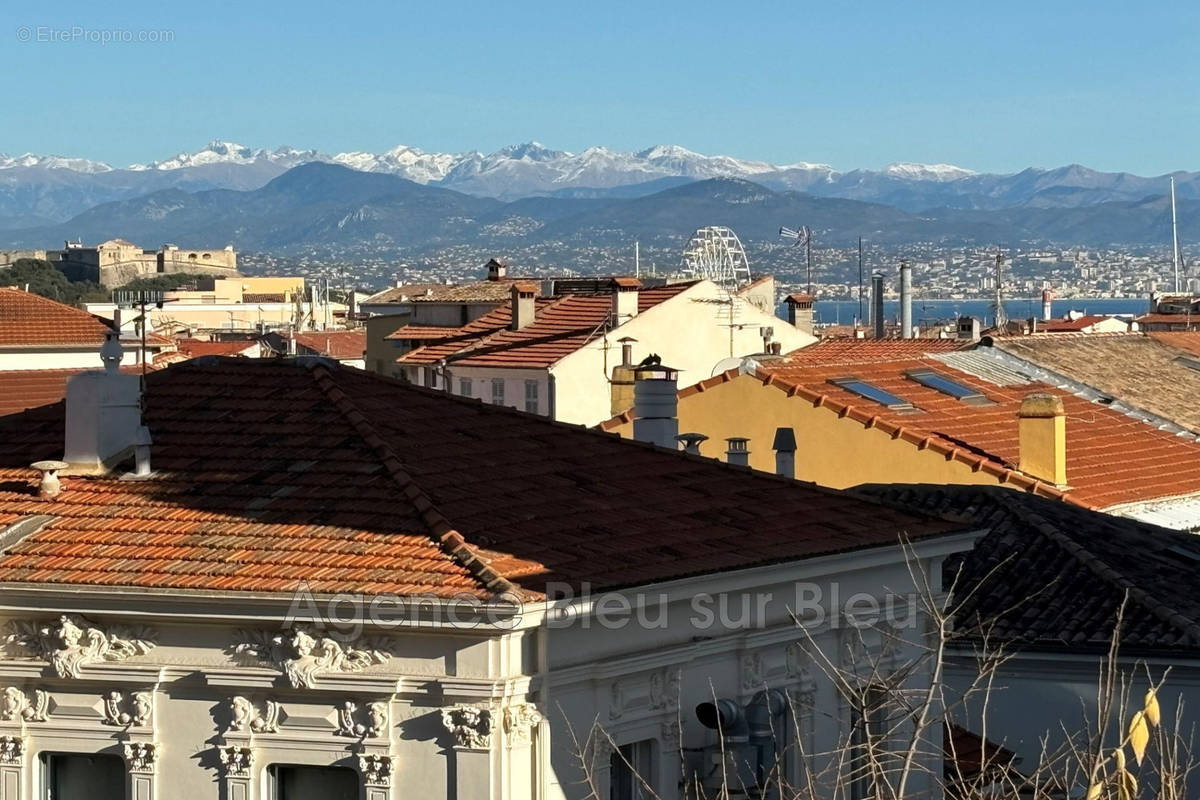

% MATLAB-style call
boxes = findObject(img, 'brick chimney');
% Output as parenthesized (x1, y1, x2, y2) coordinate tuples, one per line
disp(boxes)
(63, 331, 147, 474)
(510, 282, 536, 330)
(1017, 393, 1067, 487)
(611, 277, 641, 325)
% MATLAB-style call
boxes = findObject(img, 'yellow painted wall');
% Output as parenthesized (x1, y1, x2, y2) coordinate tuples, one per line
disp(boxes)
(606, 372, 1004, 491)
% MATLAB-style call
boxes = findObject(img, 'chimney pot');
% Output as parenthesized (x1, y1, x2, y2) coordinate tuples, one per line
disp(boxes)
(63, 333, 145, 473)
(675, 432, 708, 455)
(1017, 393, 1067, 487)
(31, 460, 68, 500)
(772, 427, 796, 479)
(725, 437, 751, 467)
(899, 260, 913, 339)
(632, 362, 680, 449)
(611, 278, 641, 325)
(871, 274, 886, 339)
(486, 258, 508, 281)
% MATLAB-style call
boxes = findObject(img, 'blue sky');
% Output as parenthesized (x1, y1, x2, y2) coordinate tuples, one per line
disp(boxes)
(1, 0, 1196, 174)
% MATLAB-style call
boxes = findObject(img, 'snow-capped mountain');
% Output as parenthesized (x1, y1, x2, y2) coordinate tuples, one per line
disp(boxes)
(0, 139, 1193, 231)
(0, 153, 113, 173)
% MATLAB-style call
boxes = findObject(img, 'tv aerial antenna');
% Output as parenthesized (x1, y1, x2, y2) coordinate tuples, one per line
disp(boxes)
(778, 223, 813, 294)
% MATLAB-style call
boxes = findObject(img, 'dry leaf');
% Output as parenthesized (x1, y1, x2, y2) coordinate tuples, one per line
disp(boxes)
(1128, 710, 1149, 765)
(1086, 781, 1104, 800)
(1144, 688, 1161, 727)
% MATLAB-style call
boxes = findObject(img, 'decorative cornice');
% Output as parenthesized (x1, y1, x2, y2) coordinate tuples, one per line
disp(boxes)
(1, 686, 48, 722)
(4, 615, 155, 679)
(229, 696, 280, 734)
(335, 699, 388, 738)
(102, 690, 153, 727)
(229, 625, 391, 689)
(219, 745, 254, 778)
(123, 741, 159, 774)
(358, 753, 393, 787)
(441, 704, 492, 750)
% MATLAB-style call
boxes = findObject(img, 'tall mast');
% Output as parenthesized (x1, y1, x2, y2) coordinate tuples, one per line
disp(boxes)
(1171, 176, 1181, 293)
(806, 235, 813, 295)
(857, 236, 864, 326)
(635, 240, 640, 279)
(992, 248, 1008, 330)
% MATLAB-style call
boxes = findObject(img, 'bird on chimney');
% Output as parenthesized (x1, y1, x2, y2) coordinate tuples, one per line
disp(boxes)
(638, 353, 661, 367)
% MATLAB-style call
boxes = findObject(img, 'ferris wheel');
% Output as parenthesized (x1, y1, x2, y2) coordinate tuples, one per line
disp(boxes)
(679, 226, 752, 290)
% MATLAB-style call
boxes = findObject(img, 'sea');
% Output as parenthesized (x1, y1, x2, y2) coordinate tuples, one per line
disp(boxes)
(801, 297, 1152, 328)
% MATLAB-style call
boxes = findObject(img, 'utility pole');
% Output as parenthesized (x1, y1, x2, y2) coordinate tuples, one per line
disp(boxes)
(1171, 176, 1182, 293)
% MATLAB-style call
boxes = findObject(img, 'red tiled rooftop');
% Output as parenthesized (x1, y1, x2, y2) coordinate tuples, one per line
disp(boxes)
(398, 283, 697, 369)
(385, 326, 464, 342)
(175, 338, 260, 358)
(755, 354, 1200, 508)
(783, 337, 969, 364)
(1148, 331, 1200, 356)
(0, 359, 961, 598)
(0, 288, 113, 347)
(293, 330, 366, 360)
(0, 366, 147, 417)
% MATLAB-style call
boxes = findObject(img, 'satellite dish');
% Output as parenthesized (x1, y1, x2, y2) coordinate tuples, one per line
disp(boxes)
(680, 226, 752, 292)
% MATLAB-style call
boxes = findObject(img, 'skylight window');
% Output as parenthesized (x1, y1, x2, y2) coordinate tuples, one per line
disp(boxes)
(1174, 355, 1200, 372)
(905, 370, 990, 404)
(829, 378, 914, 410)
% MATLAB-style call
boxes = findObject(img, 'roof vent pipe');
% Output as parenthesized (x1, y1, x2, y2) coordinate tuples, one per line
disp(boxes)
(31, 460, 68, 500)
(871, 273, 886, 339)
(899, 260, 913, 339)
(632, 361, 680, 449)
(675, 432, 709, 455)
(772, 427, 797, 479)
(725, 437, 750, 467)
(133, 426, 153, 477)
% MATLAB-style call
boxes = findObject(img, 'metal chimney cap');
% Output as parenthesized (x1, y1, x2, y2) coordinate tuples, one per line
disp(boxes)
(633, 364, 679, 381)
(675, 432, 709, 446)
(725, 437, 750, 451)
(771, 427, 797, 452)
(617, 336, 638, 343)
(31, 460, 69, 473)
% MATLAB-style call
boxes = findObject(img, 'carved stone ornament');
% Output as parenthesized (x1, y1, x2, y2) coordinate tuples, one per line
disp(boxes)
(0, 735, 23, 766)
(649, 667, 681, 711)
(230, 625, 391, 689)
(1, 687, 49, 722)
(335, 699, 388, 738)
(102, 690, 153, 727)
(441, 704, 492, 749)
(219, 745, 254, 778)
(502, 703, 542, 747)
(123, 741, 159, 774)
(358, 753, 393, 787)
(5, 615, 155, 679)
(661, 719, 681, 749)
(229, 696, 280, 734)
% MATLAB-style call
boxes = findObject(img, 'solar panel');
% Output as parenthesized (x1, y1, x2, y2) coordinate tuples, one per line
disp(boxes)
(905, 370, 987, 402)
(830, 378, 912, 409)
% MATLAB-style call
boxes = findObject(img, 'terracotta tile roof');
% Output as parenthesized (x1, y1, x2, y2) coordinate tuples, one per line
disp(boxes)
(0, 288, 113, 347)
(1035, 314, 1114, 332)
(782, 338, 969, 364)
(1148, 331, 1200, 356)
(385, 326, 463, 341)
(600, 349, 1200, 509)
(860, 484, 1200, 653)
(1136, 313, 1200, 328)
(293, 330, 366, 360)
(0, 359, 963, 598)
(175, 338, 259, 358)
(366, 280, 531, 305)
(756, 353, 1200, 508)
(991, 333, 1200, 434)
(397, 283, 697, 369)
(0, 366, 148, 417)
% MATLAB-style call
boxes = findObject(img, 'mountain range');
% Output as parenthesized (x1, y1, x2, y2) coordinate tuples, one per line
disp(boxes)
(0, 140, 1196, 231)
(4, 163, 1194, 254)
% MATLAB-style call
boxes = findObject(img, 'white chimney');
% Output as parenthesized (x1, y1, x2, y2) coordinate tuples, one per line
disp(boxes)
(772, 427, 797, 478)
(632, 361, 679, 449)
(1041, 289, 1053, 322)
(511, 283, 537, 330)
(899, 260, 913, 339)
(725, 437, 751, 467)
(612, 278, 641, 325)
(486, 258, 508, 281)
(63, 332, 144, 474)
